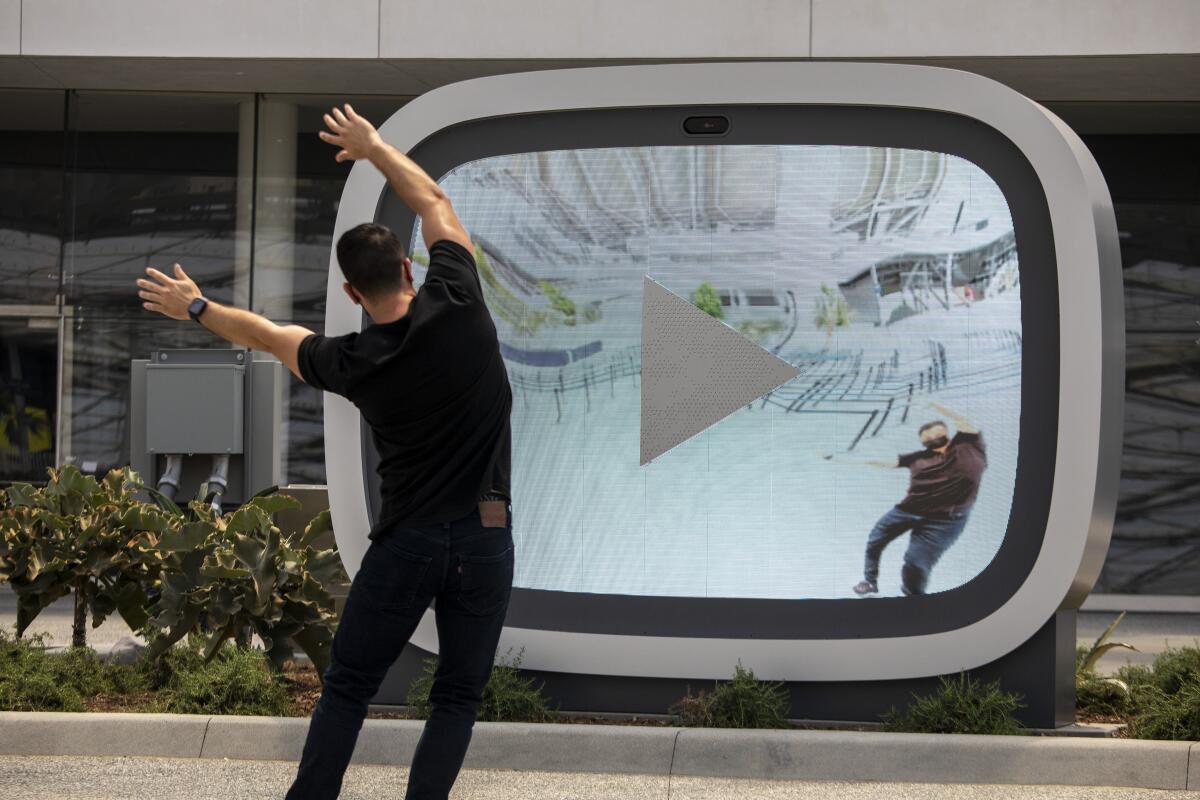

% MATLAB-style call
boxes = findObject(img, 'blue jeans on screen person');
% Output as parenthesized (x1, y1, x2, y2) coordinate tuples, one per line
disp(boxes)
(862, 505, 969, 595)
(285, 505, 514, 800)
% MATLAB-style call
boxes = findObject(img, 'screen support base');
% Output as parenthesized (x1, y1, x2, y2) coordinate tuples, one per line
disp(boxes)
(374, 610, 1077, 729)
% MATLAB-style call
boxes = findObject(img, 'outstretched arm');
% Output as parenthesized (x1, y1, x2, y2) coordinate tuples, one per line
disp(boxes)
(136, 264, 313, 381)
(929, 401, 979, 434)
(319, 103, 472, 254)
(817, 452, 900, 469)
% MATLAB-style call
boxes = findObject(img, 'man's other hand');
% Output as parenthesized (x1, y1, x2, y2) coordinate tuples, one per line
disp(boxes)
(137, 263, 201, 320)
(319, 104, 383, 163)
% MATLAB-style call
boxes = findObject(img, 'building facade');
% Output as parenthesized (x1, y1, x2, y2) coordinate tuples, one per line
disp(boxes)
(0, 0, 1197, 598)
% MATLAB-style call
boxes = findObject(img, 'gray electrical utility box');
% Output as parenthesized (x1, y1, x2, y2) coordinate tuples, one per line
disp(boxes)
(145, 349, 245, 454)
(130, 348, 285, 507)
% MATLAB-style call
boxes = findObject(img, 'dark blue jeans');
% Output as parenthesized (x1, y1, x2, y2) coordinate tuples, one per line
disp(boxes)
(285, 504, 514, 800)
(862, 505, 968, 595)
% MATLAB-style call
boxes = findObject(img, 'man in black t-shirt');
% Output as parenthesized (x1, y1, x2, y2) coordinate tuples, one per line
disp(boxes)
(136, 103, 513, 800)
(821, 402, 987, 597)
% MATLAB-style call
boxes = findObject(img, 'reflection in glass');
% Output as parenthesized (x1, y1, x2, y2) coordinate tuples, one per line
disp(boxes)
(1087, 135, 1200, 596)
(0, 89, 65, 305)
(0, 319, 58, 482)
(62, 92, 251, 473)
(255, 95, 409, 484)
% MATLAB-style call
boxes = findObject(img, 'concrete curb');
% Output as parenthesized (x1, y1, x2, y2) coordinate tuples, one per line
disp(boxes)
(0, 712, 210, 759)
(670, 727, 1194, 790)
(0, 712, 1194, 790)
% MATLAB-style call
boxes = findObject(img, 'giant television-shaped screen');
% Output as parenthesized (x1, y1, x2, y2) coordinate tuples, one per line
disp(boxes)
(322, 63, 1123, 684)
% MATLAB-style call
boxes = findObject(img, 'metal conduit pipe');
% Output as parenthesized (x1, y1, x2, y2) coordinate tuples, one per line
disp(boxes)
(207, 454, 231, 515)
(156, 454, 184, 501)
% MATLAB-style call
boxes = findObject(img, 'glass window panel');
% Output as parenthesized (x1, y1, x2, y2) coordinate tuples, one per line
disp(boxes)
(0, 318, 58, 482)
(62, 91, 252, 474)
(254, 94, 412, 485)
(1086, 134, 1200, 596)
(0, 89, 66, 305)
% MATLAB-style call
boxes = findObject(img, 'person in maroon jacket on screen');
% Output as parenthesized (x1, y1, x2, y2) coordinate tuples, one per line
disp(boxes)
(822, 401, 987, 597)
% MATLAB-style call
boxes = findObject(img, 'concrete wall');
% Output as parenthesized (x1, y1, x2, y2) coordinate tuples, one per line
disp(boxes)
(0, 1, 1197, 101)
(5, 0, 1199, 60)
(812, 0, 1200, 57)
(0, 0, 17, 55)
(18, 0, 378, 59)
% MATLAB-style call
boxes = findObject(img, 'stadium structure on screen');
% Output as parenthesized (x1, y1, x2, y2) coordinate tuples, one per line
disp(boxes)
(410, 144, 1022, 601)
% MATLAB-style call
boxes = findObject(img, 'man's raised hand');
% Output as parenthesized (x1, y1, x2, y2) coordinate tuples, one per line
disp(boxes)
(136, 263, 201, 321)
(319, 104, 383, 163)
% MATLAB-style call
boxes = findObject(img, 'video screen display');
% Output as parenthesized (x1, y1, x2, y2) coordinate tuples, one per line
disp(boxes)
(411, 145, 1021, 600)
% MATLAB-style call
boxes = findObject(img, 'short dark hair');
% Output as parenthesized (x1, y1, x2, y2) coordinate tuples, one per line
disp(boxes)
(336, 223, 407, 299)
(918, 420, 948, 436)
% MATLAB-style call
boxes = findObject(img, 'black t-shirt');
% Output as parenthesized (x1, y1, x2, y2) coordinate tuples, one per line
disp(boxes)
(298, 239, 512, 539)
(895, 431, 987, 520)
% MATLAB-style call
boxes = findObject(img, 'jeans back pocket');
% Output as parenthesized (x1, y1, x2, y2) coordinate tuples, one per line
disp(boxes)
(457, 544, 514, 616)
(361, 537, 435, 613)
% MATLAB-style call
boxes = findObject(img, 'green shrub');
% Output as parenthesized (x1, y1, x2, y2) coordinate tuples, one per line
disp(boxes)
(1129, 677, 1200, 741)
(1075, 644, 1092, 676)
(157, 638, 290, 716)
(669, 662, 791, 729)
(0, 630, 85, 711)
(0, 628, 292, 716)
(404, 659, 436, 717)
(139, 634, 205, 691)
(0, 668, 84, 712)
(144, 498, 345, 680)
(1075, 612, 1137, 680)
(1076, 675, 1133, 716)
(538, 281, 576, 321)
(1117, 663, 1155, 692)
(1148, 646, 1200, 696)
(406, 647, 558, 723)
(0, 628, 145, 712)
(0, 466, 167, 649)
(690, 281, 724, 320)
(814, 283, 850, 333)
(881, 673, 1027, 735)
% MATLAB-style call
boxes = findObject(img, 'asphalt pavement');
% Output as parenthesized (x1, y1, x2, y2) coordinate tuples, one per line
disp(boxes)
(1, 756, 1197, 800)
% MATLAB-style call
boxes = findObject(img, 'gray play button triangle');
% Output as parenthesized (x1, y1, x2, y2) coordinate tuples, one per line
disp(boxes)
(641, 276, 801, 465)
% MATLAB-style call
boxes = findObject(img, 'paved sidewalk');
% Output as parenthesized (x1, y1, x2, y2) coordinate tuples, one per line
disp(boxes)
(2, 712, 1193, 791)
(0, 756, 1196, 800)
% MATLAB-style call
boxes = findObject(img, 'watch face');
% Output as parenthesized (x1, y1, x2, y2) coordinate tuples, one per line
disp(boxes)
(188, 297, 207, 319)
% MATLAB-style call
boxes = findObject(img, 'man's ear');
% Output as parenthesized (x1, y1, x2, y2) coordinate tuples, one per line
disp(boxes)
(342, 282, 362, 306)
(402, 257, 413, 285)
